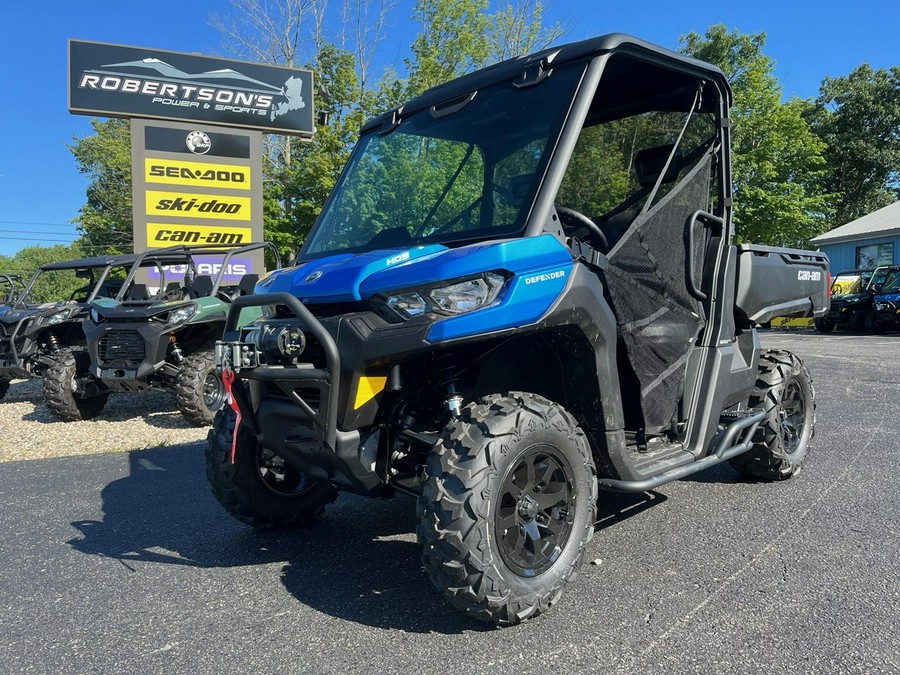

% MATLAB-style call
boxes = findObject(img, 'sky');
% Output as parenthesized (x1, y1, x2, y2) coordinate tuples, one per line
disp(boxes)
(1, 0, 898, 257)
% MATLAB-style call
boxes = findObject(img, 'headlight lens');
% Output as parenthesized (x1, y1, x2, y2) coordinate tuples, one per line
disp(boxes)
(47, 308, 72, 324)
(168, 304, 196, 324)
(428, 273, 505, 315)
(382, 272, 506, 320)
(89, 308, 101, 323)
(385, 292, 428, 319)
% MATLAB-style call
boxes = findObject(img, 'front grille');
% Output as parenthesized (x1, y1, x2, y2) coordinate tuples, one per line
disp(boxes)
(98, 329, 145, 366)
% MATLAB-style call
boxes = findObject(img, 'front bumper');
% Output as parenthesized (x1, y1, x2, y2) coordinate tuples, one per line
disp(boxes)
(219, 292, 447, 495)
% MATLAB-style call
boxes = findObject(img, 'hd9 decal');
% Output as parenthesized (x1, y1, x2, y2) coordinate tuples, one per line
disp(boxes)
(146, 223, 253, 247)
(145, 190, 251, 220)
(145, 158, 251, 190)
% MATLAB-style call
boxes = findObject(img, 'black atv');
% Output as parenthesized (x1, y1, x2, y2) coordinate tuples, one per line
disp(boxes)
(0, 254, 138, 413)
(814, 266, 896, 333)
(83, 242, 279, 426)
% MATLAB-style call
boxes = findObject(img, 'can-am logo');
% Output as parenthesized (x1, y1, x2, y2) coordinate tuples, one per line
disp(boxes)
(145, 223, 252, 247)
(797, 270, 822, 282)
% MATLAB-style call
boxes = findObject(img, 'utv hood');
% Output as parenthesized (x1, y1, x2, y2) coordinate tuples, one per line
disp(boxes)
(257, 237, 574, 303)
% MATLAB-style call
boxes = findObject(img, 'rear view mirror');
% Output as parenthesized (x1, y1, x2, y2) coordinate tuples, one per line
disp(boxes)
(75, 268, 93, 279)
(635, 144, 683, 187)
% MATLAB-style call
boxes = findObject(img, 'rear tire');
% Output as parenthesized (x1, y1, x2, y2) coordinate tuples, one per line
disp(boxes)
(730, 350, 815, 480)
(417, 392, 597, 625)
(205, 407, 337, 527)
(864, 312, 883, 334)
(814, 317, 835, 333)
(0, 378, 9, 401)
(175, 350, 225, 426)
(43, 348, 109, 422)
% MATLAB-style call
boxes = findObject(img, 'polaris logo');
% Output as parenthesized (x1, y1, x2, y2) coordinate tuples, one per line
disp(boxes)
(524, 270, 566, 285)
(798, 270, 822, 282)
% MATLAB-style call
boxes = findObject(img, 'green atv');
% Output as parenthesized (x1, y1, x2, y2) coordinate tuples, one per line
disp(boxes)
(81, 242, 279, 426)
(0, 255, 139, 413)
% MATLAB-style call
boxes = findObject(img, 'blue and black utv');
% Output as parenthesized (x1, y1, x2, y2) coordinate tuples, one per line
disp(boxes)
(207, 34, 830, 625)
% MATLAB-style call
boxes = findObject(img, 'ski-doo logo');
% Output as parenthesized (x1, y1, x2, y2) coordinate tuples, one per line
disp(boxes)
(146, 223, 252, 247)
(145, 190, 251, 221)
(797, 270, 822, 282)
(145, 159, 251, 190)
(524, 270, 567, 285)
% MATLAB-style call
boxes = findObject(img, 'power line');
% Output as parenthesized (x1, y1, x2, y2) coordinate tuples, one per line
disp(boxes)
(0, 220, 79, 229)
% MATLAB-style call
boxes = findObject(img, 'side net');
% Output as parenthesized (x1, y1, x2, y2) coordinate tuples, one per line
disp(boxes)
(604, 153, 712, 434)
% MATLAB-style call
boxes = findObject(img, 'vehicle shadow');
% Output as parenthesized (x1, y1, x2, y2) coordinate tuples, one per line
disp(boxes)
(66, 446, 669, 634)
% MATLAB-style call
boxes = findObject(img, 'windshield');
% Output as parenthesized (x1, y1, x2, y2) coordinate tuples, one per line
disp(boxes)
(831, 273, 863, 295)
(303, 64, 586, 257)
(881, 271, 900, 294)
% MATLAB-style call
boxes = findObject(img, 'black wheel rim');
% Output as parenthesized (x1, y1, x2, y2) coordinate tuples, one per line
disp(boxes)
(256, 446, 315, 496)
(779, 379, 807, 455)
(494, 445, 576, 578)
(202, 371, 226, 410)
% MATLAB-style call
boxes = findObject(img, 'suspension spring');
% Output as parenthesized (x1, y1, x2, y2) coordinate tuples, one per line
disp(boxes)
(46, 333, 60, 352)
(433, 351, 464, 417)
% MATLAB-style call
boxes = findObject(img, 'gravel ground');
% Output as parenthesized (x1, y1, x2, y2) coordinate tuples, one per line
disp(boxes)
(0, 378, 207, 462)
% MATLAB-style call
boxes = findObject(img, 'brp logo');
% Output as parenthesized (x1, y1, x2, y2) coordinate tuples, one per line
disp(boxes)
(186, 131, 211, 155)
(304, 271, 323, 283)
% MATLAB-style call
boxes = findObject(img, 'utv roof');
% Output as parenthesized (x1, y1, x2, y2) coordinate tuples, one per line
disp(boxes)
(364, 33, 732, 133)
(39, 253, 143, 271)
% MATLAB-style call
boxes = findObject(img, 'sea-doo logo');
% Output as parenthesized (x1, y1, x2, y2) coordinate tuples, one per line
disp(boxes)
(305, 271, 323, 282)
(798, 270, 822, 282)
(186, 131, 211, 154)
(146, 223, 252, 247)
(145, 190, 251, 221)
(145, 158, 251, 190)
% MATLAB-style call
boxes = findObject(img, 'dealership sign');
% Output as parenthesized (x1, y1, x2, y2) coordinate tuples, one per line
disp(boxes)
(68, 40, 314, 136)
(131, 119, 265, 284)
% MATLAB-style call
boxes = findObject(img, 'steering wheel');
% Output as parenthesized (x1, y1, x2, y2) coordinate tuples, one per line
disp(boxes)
(556, 206, 609, 253)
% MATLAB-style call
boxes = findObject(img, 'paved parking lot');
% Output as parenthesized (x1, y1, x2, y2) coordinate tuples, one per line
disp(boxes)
(0, 331, 898, 674)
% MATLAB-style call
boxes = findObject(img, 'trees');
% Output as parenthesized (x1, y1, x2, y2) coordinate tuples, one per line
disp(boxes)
(0, 244, 85, 304)
(806, 64, 900, 227)
(69, 119, 133, 256)
(681, 26, 831, 247)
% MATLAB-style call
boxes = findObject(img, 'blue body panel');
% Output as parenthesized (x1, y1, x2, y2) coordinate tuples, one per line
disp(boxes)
(875, 292, 900, 304)
(259, 235, 575, 343)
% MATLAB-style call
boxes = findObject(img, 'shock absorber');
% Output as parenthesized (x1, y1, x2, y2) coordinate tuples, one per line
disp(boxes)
(167, 335, 183, 364)
(46, 332, 60, 352)
(434, 351, 464, 417)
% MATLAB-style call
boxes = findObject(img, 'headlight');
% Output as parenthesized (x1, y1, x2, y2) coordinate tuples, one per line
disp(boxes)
(90, 308, 101, 323)
(47, 308, 73, 324)
(428, 273, 506, 315)
(845, 296, 862, 304)
(385, 292, 428, 319)
(382, 272, 506, 320)
(168, 304, 196, 324)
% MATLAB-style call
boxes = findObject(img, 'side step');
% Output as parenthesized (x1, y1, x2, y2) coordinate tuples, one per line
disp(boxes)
(598, 410, 765, 493)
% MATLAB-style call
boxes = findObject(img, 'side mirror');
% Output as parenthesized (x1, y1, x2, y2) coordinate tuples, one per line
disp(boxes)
(635, 144, 684, 188)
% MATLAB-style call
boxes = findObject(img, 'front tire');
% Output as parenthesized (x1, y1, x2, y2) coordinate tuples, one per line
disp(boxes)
(417, 393, 597, 625)
(814, 317, 835, 333)
(175, 350, 226, 426)
(205, 407, 338, 527)
(730, 350, 815, 480)
(43, 348, 109, 422)
(864, 312, 883, 334)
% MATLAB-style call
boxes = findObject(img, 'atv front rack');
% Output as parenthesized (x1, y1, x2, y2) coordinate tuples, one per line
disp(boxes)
(218, 292, 341, 450)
